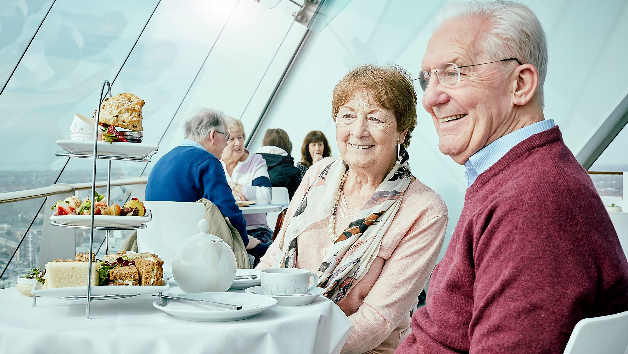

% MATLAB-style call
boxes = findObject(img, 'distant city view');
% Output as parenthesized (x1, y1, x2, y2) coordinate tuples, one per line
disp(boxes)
(0, 169, 137, 289)
(589, 174, 623, 197)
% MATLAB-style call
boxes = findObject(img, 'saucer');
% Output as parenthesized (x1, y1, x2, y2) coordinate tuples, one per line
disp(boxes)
(245, 286, 325, 306)
(230, 269, 261, 290)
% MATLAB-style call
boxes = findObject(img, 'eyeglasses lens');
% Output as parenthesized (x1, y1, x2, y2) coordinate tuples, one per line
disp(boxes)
(419, 63, 461, 91)
(440, 64, 460, 87)
(418, 71, 429, 91)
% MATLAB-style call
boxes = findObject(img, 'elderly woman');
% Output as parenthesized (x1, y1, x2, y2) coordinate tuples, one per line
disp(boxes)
(296, 130, 332, 178)
(257, 128, 302, 199)
(257, 64, 448, 353)
(221, 116, 273, 265)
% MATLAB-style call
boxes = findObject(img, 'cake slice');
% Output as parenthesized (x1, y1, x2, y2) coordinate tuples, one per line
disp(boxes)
(43, 261, 100, 289)
(109, 265, 139, 286)
(134, 254, 164, 286)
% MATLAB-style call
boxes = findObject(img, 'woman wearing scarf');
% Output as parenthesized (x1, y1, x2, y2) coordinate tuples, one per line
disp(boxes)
(257, 64, 447, 353)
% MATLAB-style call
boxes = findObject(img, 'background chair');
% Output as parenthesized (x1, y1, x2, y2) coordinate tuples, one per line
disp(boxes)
(562, 310, 628, 354)
(267, 187, 290, 234)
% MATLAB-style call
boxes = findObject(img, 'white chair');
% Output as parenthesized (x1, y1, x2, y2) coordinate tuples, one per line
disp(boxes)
(563, 311, 628, 354)
(608, 212, 628, 259)
(267, 187, 290, 232)
(137, 201, 206, 276)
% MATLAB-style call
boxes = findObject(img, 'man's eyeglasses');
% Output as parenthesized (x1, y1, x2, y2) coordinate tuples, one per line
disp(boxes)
(417, 58, 522, 91)
(214, 129, 230, 141)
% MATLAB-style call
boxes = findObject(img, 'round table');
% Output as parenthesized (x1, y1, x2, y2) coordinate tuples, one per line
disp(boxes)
(0, 286, 352, 354)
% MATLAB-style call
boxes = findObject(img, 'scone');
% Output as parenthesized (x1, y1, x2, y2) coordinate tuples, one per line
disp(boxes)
(99, 93, 144, 131)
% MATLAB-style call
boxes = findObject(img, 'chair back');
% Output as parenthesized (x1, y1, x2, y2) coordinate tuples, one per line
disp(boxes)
(137, 201, 206, 276)
(563, 311, 628, 354)
(271, 187, 290, 205)
(272, 209, 288, 241)
(267, 187, 290, 232)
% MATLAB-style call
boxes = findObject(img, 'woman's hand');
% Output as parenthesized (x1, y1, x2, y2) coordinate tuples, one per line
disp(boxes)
(312, 152, 323, 164)
(246, 234, 261, 250)
(230, 182, 247, 201)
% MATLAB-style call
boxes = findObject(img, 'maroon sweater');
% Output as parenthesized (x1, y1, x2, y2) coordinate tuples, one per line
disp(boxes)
(397, 127, 628, 353)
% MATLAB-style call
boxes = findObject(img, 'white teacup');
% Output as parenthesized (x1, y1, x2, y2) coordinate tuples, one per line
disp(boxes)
(261, 268, 318, 296)
(69, 113, 96, 141)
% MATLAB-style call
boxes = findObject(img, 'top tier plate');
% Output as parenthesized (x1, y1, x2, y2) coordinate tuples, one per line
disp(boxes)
(56, 140, 158, 159)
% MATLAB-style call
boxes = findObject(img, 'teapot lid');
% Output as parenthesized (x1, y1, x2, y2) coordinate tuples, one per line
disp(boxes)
(194, 219, 221, 241)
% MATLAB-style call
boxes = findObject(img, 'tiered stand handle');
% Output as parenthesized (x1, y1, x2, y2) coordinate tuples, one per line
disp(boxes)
(85, 80, 112, 319)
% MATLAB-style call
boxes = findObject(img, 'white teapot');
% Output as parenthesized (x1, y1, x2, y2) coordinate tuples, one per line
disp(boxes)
(172, 219, 237, 293)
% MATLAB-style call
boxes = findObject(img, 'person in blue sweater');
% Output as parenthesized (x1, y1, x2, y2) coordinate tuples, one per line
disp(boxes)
(145, 108, 254, 249)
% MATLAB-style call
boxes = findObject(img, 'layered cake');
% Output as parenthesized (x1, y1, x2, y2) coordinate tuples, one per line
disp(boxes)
(134, 255, 164, 286)
(109, 265, 139, 286)
(43, 253, 100, 289)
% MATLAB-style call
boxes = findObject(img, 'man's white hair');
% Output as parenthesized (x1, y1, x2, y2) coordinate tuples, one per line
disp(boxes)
(184, 108, 226, 142)
(435, 0, 547, 106)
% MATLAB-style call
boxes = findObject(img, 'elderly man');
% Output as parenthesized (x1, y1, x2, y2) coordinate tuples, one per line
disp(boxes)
(145, 108, 252, 248)
(398, 1, 628, 353)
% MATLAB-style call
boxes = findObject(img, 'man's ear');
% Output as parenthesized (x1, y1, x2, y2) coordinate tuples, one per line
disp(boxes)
(207, 129, 215, 144)
(511, 64, 538, 106)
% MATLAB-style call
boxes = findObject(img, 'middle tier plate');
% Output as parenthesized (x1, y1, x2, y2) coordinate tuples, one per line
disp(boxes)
(50, 214, 151, 228)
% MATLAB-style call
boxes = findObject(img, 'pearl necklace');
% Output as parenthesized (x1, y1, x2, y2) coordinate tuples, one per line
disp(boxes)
(329, 170, 349, 241)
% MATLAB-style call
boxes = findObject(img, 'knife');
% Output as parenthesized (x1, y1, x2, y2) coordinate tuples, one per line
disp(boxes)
(159, 295, 243, 310)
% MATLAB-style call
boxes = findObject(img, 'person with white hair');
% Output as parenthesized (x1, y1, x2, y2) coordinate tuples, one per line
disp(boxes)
(221, 116, 273, 266)
(397, 1, 628, 353)
(145, 108, 249, 247)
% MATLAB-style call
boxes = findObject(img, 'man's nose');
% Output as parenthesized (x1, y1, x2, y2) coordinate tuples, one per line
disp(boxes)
(422, 79, 450, 109)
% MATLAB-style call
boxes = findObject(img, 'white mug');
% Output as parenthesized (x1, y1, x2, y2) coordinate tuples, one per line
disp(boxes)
(261, 268, 319, 295)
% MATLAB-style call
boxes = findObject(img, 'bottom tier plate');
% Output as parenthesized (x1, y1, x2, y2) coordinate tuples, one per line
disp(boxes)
(32, 282, 169, 297)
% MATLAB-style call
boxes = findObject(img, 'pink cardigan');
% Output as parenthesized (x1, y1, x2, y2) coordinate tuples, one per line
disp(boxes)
(257, 160, 448, 353)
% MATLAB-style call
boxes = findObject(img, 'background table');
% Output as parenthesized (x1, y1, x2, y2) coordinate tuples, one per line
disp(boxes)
(239, 203, 286, 215)
(0, 287, 351, 354)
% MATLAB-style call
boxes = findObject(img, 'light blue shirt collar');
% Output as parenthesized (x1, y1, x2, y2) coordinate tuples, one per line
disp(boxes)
(179, 139, 205, 150)
(465, 119, 555, 187)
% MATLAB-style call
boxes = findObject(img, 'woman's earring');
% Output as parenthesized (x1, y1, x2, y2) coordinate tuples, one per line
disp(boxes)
(397, 138, 401, 163)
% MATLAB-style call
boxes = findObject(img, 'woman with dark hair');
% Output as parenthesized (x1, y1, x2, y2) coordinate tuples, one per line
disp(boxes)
(296, 130, 332, 178)
(257, 128, 302, 199)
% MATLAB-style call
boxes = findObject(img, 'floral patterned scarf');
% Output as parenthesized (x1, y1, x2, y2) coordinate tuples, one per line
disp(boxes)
(272, 150, 413, 303)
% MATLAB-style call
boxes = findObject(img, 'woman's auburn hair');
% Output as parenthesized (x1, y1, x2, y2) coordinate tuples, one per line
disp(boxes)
(262, 128, 292, 154)
(300, 130, 331, 167)
(331, 64, 417, 149)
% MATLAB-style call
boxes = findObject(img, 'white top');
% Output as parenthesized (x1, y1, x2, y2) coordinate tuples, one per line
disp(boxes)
(221, 150, 272, 229)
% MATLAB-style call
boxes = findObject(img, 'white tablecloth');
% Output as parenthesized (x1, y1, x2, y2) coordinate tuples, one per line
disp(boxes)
(0, 287, 352, 354)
